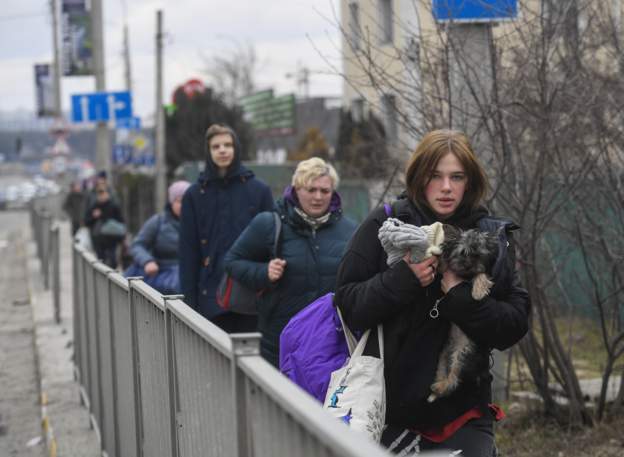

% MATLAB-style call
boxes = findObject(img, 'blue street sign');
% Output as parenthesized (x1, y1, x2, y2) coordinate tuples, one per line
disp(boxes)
(116, 116, 141, 130)
(71, 91, 133, 123)
(112, 144, 133, 165)
(134, 152, 155, 167)
(433, 0, 517, 22)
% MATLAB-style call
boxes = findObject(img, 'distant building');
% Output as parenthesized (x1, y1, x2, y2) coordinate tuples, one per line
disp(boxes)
(250, 96, 342, 164)
(340, 1, 624, 158)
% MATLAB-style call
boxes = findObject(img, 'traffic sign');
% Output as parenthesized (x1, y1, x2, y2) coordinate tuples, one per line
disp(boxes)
(433, 0, 517, 22)
(71, 91, 133, 123)
(113, 144, 133, 165)
(116, 116, 141, 130)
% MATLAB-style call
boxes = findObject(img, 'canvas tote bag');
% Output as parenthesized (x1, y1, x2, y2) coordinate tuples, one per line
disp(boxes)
(323, 308, 385, 443)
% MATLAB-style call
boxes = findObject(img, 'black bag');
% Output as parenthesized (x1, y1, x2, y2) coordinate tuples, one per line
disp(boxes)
(216, 212, 282, 315)
(93, 218, 127, 241)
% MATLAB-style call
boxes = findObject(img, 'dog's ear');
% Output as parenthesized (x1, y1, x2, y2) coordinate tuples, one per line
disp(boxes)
(442, 224, 460, 241)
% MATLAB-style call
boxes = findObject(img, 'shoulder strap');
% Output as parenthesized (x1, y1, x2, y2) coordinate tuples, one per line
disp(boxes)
(271, 212, 282, 258)
(336, 307, 384, 360)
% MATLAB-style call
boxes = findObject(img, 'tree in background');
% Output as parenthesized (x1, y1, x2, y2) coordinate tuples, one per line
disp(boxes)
(165, 85, 253, 175)
(335, 110, 392, 179)
(202, 41, 259, 106)
(288, 127, 331, 162)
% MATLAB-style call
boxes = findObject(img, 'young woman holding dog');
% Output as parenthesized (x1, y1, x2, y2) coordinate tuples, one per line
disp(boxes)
(335, 129, 530, 456)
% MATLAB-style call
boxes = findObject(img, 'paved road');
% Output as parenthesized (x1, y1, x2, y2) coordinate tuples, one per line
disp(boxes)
(0, 204, 100, 457)
(0, 210, 45, 456)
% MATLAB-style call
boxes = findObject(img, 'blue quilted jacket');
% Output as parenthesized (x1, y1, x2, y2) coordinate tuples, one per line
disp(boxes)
(224, 187, 357, 366)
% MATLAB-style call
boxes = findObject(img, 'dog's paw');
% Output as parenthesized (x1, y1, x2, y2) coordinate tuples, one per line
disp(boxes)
(428, 380, 451, 402)
(471, 274, 493, 300)
(430, 380, 451, 396)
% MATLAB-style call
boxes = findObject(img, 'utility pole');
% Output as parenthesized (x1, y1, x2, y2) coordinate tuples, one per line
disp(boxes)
(444, 2, 518, 403)
(123, 23, 132, 93)
(448, 23, 493, 155)
(50, 0, 62, 118)
(446, 18, 500, 400)
(92, 0, 110, 174)
(399, 0, 423, 154)
(154, 10, 166, 211)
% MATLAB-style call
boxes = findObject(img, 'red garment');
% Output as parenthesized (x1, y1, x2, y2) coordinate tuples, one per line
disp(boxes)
(415, 404, 506, 443)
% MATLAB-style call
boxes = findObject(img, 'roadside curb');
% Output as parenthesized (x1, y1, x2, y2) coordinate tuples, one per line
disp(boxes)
(41, 392, 57, 457)
(23, 230, 58, 457)
(26, 219, 100, 457)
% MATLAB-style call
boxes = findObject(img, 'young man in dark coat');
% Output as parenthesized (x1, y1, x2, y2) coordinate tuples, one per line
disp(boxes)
(178, 124, 274, 332)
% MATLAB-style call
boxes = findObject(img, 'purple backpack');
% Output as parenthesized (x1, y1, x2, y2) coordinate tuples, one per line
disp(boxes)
(279, 293, 350, 402)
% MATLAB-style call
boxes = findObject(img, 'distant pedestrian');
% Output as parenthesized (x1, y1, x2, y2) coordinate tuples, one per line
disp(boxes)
(124, 180, 191, 295)
(179, 124, 274, 332)
(224, 157, 357, 366)
(84, 187, 124, 268)
(62, 180, 86, 235)
(84, 170, 117, 219)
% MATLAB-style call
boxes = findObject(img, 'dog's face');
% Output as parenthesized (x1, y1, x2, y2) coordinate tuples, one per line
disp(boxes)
(439, 226, 499, 279)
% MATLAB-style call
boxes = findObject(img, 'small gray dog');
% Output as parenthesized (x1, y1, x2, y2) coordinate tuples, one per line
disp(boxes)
(427, 226, 500, 402)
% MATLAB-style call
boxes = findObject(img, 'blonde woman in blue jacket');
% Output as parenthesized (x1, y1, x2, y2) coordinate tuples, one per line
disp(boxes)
(224, 157, 357, 366)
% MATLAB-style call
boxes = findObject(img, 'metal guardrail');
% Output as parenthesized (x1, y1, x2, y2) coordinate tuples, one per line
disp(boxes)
(72, 243, 392, 457)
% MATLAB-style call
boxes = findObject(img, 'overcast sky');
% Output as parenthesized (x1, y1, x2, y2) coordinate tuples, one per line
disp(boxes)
(0, 0, 343, 122)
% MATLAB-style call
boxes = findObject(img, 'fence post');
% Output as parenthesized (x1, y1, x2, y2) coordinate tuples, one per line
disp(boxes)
(72, 244, 81, 381)
(163, 294, 184, 457)
(127, 277, 144, 457)
(52, 225, 61, 323)
(230, 333, 262, 457)
(42, 210, 51, 290)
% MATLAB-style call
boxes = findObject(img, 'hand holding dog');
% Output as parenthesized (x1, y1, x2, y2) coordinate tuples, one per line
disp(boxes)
(441, 269, 463, 293)
(403, 253, 438, 287)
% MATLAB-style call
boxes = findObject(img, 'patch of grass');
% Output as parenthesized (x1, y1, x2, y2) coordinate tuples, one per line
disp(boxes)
(496, 314, 624, 456)
(507, 316, 617, 384)
(555, 316, 609, 379)
(496, 410, 624, 457)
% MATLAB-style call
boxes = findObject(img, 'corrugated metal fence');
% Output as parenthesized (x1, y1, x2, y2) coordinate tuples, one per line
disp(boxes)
(72, 243, 392, 457)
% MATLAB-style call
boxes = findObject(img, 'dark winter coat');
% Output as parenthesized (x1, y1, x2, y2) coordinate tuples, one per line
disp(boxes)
(130, 205, 180, 267)
(84, 198, 124, 249)
(335, 196, 530, 430)
(62, 191, 86, 224)
(178, 132, 274, 319)
(224, 188, 357, 366)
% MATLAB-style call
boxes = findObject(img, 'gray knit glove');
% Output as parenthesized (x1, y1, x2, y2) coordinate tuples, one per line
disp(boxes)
(378, 218, 427, 265)
(378, 219, 445, 265)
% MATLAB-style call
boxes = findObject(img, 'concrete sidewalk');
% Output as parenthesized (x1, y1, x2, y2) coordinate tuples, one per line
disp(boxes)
(0, 217, 45, 457)
(27, 218, 100, 456)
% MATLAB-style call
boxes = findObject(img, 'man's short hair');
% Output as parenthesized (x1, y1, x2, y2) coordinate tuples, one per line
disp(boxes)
(204, 124, 235, 152)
